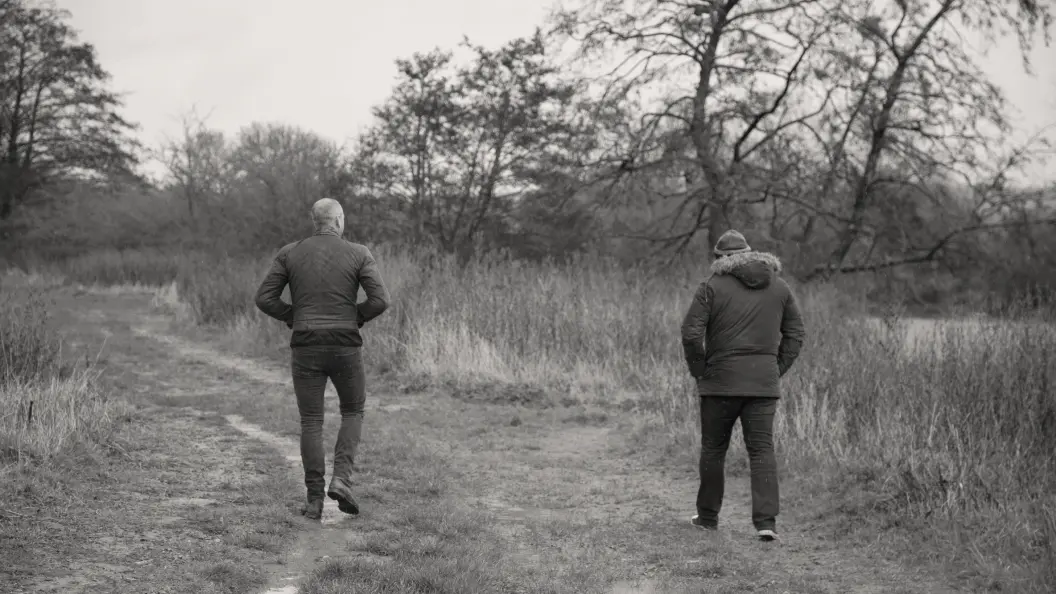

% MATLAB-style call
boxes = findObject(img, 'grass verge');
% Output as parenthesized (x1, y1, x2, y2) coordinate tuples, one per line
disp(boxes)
(0, 280, 129, 471)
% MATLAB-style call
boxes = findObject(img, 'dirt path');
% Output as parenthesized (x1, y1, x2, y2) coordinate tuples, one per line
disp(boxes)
(7, 286, 966, 593)
(2, 289, 306, 594)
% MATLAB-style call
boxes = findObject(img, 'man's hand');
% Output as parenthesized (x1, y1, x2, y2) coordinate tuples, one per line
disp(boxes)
(777, 287, 806, 377)
(255, 247, 294, 323)
(355, 248, 390, 325)
(681, 281, 713, 378)
(687, 355, 708, 379)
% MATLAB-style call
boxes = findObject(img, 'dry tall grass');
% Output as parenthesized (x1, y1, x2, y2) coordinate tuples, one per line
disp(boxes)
(0, 282, 129, 470)
(37, 245, 1056, 590)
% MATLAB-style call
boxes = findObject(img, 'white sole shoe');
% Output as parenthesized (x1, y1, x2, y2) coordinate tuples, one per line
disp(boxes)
(689, 515, 717, 530)
(757, 529, 778, 541)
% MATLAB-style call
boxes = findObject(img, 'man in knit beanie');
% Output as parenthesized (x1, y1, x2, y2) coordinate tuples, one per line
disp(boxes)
(680, 229, 806, 541)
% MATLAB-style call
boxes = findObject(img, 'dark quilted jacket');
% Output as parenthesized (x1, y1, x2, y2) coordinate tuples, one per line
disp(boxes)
(254, 230, 390, 347)
(680, 251, 806, 397)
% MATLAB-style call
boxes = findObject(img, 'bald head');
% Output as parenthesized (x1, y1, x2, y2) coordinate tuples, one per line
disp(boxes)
(311, 198, 344, 234)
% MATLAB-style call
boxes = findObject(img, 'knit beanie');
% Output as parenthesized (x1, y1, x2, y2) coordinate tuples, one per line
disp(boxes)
(713, 230, 751, 257)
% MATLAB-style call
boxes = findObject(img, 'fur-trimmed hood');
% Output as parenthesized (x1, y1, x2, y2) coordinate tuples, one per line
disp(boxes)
(710, 251, 782, 290)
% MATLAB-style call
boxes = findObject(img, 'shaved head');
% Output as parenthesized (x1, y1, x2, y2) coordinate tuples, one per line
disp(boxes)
(311, 198, 344, 234)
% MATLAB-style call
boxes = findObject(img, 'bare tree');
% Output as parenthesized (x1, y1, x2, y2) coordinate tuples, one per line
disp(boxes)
(551, 0, 838, 254)
(156, 110, 232, 219)
(551, 0, 1053, 275)
(684, 0, 1056, 275)
(0, 0, 138, 219)
(229, 122, 346, 245)
(809, 0, 1053, 277)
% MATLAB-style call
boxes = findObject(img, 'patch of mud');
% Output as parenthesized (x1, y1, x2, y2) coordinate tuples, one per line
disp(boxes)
(475, 494, 566, 523)
(160, 497, 219, 508)
(377, 402, 413, 413)
(459, 424, 644, 523)
(539, 425, 611, 457)
(609, 578, 662, 594)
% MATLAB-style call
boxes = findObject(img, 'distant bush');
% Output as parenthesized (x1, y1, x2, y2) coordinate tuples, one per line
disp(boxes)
(57, 248, 190, 287)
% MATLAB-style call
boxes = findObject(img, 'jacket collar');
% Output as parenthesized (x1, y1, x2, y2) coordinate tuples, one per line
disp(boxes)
(710, 251, 782, 275)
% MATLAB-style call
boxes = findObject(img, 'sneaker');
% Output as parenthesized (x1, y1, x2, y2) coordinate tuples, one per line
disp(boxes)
(757, 529, 778, 541)
(690, 515, 717, 530)
(327, 476, 359, 515)
(302, 498, 323, 520)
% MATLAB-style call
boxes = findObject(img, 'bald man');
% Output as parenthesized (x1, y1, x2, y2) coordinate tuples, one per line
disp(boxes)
(255, 198, 390, 520)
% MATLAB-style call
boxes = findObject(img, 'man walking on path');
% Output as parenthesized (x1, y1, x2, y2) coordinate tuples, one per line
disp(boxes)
(680, 230, 806, 541)
(255, 198, 390, 520)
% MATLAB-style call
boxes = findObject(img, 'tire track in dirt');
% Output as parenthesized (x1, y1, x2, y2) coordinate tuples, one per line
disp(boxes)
(222, 414, 340, 527)
(127, 321, 396, 594)
(221, 413, 388, 593)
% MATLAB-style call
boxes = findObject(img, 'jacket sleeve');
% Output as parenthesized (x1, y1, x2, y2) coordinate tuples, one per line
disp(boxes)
(680, 281, 713, 377)
(254, 249, 293, 324)
(356, 247, 390, 326)
(777, 287, 806, 377)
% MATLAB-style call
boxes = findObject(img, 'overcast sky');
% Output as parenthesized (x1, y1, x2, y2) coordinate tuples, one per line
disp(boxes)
(59, 0, 1055, 182)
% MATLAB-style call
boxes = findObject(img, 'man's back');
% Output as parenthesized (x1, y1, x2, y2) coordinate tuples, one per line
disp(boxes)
(256, 233, 389, 348)
(705, 253, 790, 357)
(681, 251, 805, 397)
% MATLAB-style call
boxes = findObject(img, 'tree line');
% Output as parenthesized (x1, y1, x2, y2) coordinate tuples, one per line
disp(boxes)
(2, 0, 1055, 308)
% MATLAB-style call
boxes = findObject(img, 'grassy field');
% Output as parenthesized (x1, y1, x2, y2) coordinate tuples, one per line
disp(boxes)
(4, 245, 1056, 592)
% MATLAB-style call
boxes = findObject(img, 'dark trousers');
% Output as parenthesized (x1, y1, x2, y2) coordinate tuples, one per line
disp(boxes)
(291, 346, 366, 499)
(696, 396, 779, 531)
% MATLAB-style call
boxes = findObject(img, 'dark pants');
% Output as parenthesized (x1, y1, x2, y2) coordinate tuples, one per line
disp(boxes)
(696, 396, 779, 531)
(291, 346, 366, 500)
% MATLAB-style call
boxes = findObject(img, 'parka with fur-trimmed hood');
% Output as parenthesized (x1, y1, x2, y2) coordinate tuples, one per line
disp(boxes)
(680, 250, 806, 397)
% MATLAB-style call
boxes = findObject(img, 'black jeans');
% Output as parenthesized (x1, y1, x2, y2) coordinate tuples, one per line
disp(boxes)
(696, 396, 779, 531)
(291, 346, 366, 499)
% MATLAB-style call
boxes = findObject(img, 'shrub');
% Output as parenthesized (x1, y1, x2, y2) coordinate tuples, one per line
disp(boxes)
(0, 288, 64, 383)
